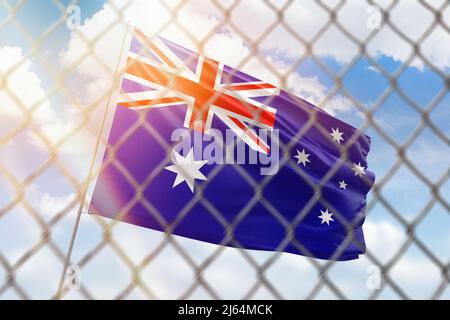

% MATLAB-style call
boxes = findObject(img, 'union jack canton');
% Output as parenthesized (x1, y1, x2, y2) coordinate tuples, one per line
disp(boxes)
(118, 28, 279, 154)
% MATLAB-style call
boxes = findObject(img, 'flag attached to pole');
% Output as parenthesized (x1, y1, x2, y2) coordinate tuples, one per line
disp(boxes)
(89, 28, 375, 261)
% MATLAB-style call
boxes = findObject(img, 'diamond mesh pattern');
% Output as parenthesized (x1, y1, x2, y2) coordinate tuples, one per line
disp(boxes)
(0, 0, 449, 300)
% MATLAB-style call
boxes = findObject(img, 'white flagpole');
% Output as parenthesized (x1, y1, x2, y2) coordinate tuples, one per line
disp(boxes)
(55, 22, 132, 299)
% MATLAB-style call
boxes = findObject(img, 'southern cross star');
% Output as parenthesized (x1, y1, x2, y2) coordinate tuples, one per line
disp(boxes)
(165, 148, 208, 193)
(330, 127, 344, 144)
(339, 180, 348, 189)
(318, 208, 334, 226)
(294, 149, 311, 166)
(352, 162, 366, 177)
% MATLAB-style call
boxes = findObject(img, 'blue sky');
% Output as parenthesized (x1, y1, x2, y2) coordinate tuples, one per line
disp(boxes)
(0, 0, 449, 299)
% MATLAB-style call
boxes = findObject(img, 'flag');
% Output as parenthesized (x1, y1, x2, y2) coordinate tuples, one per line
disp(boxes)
(89, 28, 375, 261)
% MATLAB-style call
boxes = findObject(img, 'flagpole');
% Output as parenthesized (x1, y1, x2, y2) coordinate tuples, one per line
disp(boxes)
(55, 23, 131, 300)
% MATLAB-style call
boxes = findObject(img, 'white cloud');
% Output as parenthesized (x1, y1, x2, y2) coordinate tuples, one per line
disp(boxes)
(14, 246, 64, 299)
(0, 46, 97, 157)
(0, 46, 108, 212)
(0, 47, 58, 133)
(367, 65, 381, 74)
(0, 47, 64, 181)
(25, 184, 76, 221)
(217, 0, 450, 70)
(364, 220, 407, 262)
(59, 0, 355, 116)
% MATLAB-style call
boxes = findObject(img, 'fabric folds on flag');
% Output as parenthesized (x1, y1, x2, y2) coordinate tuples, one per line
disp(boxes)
(89, 28, 375, 261)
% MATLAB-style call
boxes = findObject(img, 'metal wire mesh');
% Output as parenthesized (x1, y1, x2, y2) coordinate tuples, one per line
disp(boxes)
(0, 0, 449, 300)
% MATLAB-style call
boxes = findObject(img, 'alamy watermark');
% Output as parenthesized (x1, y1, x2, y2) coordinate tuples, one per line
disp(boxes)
(170, 127, 280, 176)
(65, 264, 81, 290)
(66, 5, 81, 30)
(366, 5, 383, 30)
(366, 265, 382, 290)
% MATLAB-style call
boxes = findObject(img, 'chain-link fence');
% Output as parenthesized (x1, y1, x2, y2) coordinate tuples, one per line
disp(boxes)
(0, 0, 449, 300)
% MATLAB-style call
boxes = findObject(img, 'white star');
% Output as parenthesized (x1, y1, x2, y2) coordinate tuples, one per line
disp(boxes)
(165, 148, 208, 193)
(318, 208, 334, 226)
(294, 149, 311, 166)
(339, 180, 348, 189)
(330, 127, 344, 144)
(352, 162, 366, 177)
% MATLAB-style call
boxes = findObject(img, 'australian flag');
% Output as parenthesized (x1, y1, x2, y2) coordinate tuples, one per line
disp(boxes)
(89, 28, 375, 261)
